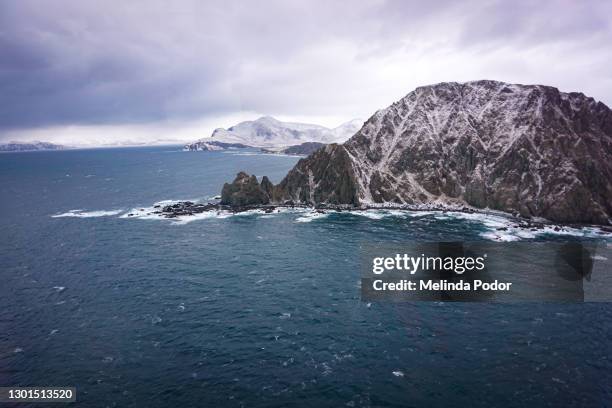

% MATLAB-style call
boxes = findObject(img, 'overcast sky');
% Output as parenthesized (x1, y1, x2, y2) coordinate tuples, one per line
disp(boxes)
(1, 0, 611, 146)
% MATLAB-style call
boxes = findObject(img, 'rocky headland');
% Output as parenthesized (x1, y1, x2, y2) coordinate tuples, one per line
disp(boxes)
(218, 80, 612, 226)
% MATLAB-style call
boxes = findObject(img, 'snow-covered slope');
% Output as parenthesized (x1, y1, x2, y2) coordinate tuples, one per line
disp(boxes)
(327, 118, 364, 143)
(185, 116, 362, 149)
(268, 80, 612, 225)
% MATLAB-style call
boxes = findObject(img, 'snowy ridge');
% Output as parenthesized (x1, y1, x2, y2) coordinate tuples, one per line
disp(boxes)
(185, 116, 363, 149)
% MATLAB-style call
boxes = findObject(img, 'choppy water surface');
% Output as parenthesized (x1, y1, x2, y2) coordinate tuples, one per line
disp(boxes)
(0, 147, 610, 407)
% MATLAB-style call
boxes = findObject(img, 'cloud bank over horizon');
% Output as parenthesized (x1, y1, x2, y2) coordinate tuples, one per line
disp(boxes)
(1, 0, 611, 146)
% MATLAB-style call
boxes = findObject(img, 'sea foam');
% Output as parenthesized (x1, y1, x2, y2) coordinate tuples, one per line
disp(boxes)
(295, 211, 329, 223)
(52, 209, 123, 218)
(51, 200, 612, 241)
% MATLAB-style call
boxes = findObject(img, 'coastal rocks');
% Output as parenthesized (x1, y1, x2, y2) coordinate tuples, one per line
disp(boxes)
(222, 81, 612, 225)
(260, 176, 274, 198)
(123, 197, 612, 242)
(159, 201, 216, 217)
(219, 145, 360, 206)
(221, 172, 271, 206)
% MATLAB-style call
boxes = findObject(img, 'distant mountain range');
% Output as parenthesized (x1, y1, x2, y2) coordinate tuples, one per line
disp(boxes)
(0, 141, 67, 152)
(220, 80, 612, 226)
(184, 116, 362, 151)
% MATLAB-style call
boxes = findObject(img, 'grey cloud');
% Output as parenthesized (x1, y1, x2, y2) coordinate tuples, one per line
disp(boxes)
(0, 0, 611, 131)
(456, 0, 612, 49)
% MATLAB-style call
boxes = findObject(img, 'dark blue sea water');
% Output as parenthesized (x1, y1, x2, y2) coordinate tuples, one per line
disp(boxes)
(1, 146, 610, 407)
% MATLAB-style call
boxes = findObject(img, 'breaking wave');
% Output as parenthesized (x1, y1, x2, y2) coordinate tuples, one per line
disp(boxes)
(50, 202, 612, 241)
(52, 209, 123, 218)
(295, 211, 329, 223)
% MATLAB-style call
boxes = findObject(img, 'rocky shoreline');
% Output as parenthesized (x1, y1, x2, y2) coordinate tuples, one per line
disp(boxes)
(125, 199, 612, 235)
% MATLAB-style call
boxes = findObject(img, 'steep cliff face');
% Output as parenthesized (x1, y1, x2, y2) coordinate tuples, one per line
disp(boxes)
(275, 144, 360, 205)
(221, 81, 612, 225)
(340, 80, 612, 224)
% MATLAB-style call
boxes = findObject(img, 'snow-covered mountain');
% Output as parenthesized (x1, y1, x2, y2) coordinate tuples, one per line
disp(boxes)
(222, 80, 612, 225)
(184, 116, 362, 150)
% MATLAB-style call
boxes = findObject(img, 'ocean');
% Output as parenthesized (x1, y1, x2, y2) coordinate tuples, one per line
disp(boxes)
(1, 146, 610, 407)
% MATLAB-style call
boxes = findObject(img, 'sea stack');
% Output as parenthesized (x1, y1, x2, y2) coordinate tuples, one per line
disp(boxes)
(220, 172, 272, 206)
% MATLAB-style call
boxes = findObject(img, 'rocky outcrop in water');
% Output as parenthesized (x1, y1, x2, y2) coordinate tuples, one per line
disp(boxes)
(221, 81, 612, 225)
(221, 172, 272, 206)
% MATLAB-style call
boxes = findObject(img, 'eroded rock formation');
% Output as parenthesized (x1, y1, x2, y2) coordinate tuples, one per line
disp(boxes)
(221, 81, 612, 225)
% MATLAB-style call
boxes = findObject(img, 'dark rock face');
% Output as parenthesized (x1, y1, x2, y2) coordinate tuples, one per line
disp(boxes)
(340, 80, 612, 225)
(219, 81, 612, 225)
(221, 172, 271, 206)
(275, 144, 359, 205)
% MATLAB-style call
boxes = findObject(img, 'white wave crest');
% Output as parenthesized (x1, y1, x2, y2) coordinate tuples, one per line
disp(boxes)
(51, 199, 612, 241)
(340, 209, 411, 220)
(295, 211, 329, 223)
(52, 209, 123, 218)
(440, 211, 612, 241)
